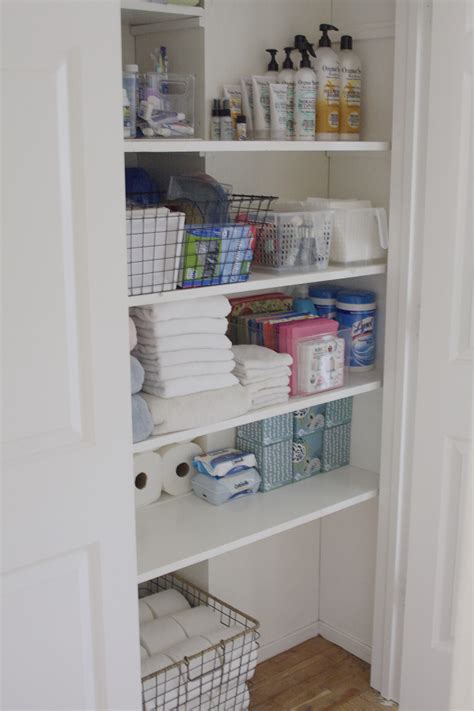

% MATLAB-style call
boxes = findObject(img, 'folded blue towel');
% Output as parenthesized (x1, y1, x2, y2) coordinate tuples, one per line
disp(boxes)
(131, 356, 145, 394)
(132, 394, 153, 443)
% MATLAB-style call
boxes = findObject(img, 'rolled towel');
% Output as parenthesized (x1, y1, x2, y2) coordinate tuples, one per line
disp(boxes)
(136, 349, 234, 369)
(143, 373, 239, 399)
(141, 653, 179, 709)
(129, 317, 137, 351)
(171, 606, 221, 637)
(141, 590, 190, 619)
(203, 625, 258, 684)
(139, 599, 154, 624)
(143, 385, 251, 435)
(165, 636, 221, 681)
(130, 296, 231, 323)
(133, 316, 228, 337)
(232, 344, 293, 369)
(140, 646, 149, 660)
(131, 356, 145, 394)
(144, 360, 234, 383)
(134, 333, 232, 355)
(233, 365, 291, 384)
(132, 394, 154, 443)
(140, 618, 186, 656)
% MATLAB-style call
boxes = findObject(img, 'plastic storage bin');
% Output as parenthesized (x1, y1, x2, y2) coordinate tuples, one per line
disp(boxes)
(139, 574, 259, 711)
(322, 422, 352, 472)
(292, 430, 323, 481)
(325, 397, 353, 427)
(141, 73, 195, 138)
(253, 210, 333, 271)
(237, 414, 292, 446)
(293, 406, 326, 437)
(236, 435, 292, 492)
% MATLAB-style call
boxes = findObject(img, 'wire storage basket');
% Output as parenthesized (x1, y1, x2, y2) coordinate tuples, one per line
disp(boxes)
(126, 193, 276, 295)
(139, 574, 260, 711)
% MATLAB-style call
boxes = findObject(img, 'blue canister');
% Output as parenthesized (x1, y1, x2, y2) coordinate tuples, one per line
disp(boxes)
(309, 286, 340, 319)
(336, 289, 377, 371)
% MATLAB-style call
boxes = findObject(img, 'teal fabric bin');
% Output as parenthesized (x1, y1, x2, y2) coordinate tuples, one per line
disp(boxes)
(292, 430, 323, 481)
(293, 406, 326, 437)
(322, 422, 351, 472)
(236, 435, 292, 492)
(324, 397, 353, 428)
(237, 414, 292, 446)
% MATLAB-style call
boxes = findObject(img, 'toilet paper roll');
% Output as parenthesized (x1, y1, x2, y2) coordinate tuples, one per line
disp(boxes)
(143, 589, 190, 619)
(158, 442, 203, 496)
(140, 617, 186, 656)
(171, 606, 221, 637)
(140, 645, 149, 660)
(139, 599, 154, 624)
(134, 452, 162, 508)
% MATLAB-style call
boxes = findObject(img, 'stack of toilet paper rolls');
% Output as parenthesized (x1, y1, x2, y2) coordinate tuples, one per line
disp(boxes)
(134, 441, 203, 508)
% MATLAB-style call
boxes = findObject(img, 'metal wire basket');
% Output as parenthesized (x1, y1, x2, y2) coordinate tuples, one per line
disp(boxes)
(126, 194, 276, 295)
(139, 574, 260, 711)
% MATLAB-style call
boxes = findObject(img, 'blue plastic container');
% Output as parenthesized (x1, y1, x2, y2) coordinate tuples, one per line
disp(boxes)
(336, 289, 376, 371)
(309, 286, 340, 319)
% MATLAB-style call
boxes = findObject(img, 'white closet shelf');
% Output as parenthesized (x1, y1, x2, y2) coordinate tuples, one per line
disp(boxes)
(124, 139, 390, 153)
(136, 465, 379, 582)
(121, 1, 203, 26)
(128, 264, 387, 307)
(133, 370, 382, 452)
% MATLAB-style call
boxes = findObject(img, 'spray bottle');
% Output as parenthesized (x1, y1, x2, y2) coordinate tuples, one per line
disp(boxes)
(265, 49, 279, 80)
(294, 35, 317, 141)
(278, 47, 296, 139)
(315, 24, 340, 140)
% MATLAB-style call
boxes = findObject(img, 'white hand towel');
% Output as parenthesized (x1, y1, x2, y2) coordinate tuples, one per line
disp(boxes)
(233, 365, 291, 384)
(251, 385, 290, 402)
(134, 333, 232, 355)
(244, 376, 290, 393)
(133, 316, 228, 337)
(140, 618, 186, 656)
(250, 392, 290, 409)
(131, 296, 231, 323)
(143, 373, 239, 399)
(143, 385, 251, 435)
(142, 589, 190, 619)
(232, 344, 293, 368)
(144, 360, 234, 383)
(136, 349, 234, 368)
(171, 606, 221, 637)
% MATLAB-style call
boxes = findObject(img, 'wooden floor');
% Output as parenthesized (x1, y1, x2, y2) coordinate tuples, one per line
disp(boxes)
(249, 637, 396, 710)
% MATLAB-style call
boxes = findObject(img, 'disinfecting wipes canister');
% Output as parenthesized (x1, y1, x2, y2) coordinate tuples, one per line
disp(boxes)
(336, 289, 376, 371)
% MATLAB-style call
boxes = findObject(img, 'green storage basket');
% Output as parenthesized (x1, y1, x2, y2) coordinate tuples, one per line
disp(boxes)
(292, 430, 323, 481)
(236, 435, 292, 492)
(237, 414, 292, 446)
(325, 397, 353, 428)
(322, 422, 351, 472)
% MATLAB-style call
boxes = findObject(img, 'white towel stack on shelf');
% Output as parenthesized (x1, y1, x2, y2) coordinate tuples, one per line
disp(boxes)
(139, 589, 255, 711)
(232, 345, 293, 409)
(131, 296, 239, 399)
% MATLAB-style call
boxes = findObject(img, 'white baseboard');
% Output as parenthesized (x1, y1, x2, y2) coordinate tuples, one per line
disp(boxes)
(258, 622, 320, 662)
(319, 621, 372, 663)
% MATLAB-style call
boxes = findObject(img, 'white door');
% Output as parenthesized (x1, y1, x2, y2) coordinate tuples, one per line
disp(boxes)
(399, 1, 473, 709)
(1, 2, 140, 709)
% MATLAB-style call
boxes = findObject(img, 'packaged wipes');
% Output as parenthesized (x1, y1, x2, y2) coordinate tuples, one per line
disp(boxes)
(193, 448, 257, 478)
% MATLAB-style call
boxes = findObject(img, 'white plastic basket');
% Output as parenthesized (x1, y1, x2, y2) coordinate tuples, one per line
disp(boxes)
(253, 210, 333, 271)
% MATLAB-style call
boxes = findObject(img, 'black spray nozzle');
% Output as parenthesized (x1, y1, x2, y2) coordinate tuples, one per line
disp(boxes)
(319, 23, 339, 47)
(294, 35, 316, 66)
(282, 47, 294, 69)
(266, 49, 279, 71)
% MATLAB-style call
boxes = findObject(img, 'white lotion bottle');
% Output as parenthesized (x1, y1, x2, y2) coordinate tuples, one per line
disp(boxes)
(294, 37, 317, 141)
(278, 47, 296, 139)
(315, 24, 340, 141)
(339, 35, 362, 140)
(265, 49, 279, 80)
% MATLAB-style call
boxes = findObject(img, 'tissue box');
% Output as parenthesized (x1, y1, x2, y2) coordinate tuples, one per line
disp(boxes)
(236, 435, 292, 492)
(293, 406, 326, 437)
(292, 430, 323, 481)
(325, 397, 353, 428)
(237, 414, 292, 446)
(322, 422, 351, 472)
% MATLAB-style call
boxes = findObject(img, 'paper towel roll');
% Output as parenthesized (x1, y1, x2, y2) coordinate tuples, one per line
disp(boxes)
(158, 442, 202, 496)
(134, 452, 162, 508)
(140, 617, 186, 656)
(144, 589, 190, 619)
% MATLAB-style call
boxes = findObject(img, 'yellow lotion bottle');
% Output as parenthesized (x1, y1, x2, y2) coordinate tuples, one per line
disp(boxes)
(339, 35, 362, 140)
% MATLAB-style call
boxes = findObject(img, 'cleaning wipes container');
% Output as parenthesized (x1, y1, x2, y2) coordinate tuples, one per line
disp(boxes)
(309, 286, 339, 319)
(336, 289, 376, 371)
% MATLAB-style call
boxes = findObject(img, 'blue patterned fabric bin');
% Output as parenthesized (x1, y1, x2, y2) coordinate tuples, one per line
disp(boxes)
(293, 406, 326, 437)
(292, 430, 323, 481)
(237, 414, 293, 446)
(324, 397, 353, 428)
(322, 422, 352, 472)
(236, 435, 292, 492)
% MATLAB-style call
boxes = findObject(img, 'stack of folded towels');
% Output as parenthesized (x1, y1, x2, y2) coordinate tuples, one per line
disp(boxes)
(232, 345, 293, 410)
(139, 588, 255, 711)
(130, 317, 154, 443)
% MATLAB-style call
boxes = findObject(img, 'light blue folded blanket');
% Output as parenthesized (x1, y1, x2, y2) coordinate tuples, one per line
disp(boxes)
(130, 356, 145, 394)
(132, 394, 153, 443)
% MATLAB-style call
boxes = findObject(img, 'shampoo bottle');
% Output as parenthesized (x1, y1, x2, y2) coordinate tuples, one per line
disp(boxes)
(339, 35, 361, 140)
(265, 49, 279, 80)
(278, 47, 296, 139)
(315, 23, 340, 140)
(294, 36, 317, 141)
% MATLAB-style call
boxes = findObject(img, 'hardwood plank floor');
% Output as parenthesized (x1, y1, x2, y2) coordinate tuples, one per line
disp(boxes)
(249, 637, 397, 710)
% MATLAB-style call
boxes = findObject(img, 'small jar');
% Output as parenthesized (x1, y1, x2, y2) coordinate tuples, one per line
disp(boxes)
(336, 289, 377, 371)
(236, 114, 247, 140)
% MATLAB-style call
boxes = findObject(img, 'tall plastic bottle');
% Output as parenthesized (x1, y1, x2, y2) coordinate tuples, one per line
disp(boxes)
(278, 47, 296, 139)
(265, 49, 279, 80)
(339, 35, 362, 140)
(123, 68, 138, 138)
(294, 36, 317, 141)
(315, 24, 340, 140)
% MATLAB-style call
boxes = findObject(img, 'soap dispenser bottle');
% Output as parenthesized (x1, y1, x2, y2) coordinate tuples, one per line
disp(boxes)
(294, 36, 317, 141)
(265, 49, 279, 80)
(315, 23, 340, 140)
(339, 35, 362, 140)
(278, 47, 296, 139)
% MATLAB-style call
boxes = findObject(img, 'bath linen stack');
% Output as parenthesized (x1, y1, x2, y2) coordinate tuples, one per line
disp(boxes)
(130, 339, 153, 443)
(232, 345, 294, 410)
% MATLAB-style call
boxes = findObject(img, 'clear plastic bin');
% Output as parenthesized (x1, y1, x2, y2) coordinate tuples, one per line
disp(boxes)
(141, 73, 195, 138)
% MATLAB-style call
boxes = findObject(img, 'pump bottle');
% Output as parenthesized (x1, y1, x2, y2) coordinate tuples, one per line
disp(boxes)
(265, 49, 279, 80)
(294, 36, 317, 141)
(315, 24, 340, 140)
(339, 35, 361, 140)
(278, 47, 296, 139)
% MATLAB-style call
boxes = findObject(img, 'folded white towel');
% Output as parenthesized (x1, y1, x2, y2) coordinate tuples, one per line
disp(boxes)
(133, 316, 228, 338)
(134, 333, 232, 355)
(137, 349, 234, 368)
(143, 385, 251, 435)
(143, 373, 239, 399)
(250, 392, 290, 409)
(145, 360, 234, 383)
(131, 296, 231, 323)
(245, 376, 290, 393)
(233, 365, 291, 384)
(232, 344, 293, 368)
